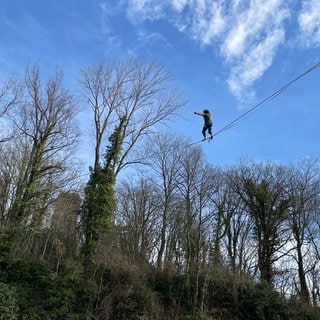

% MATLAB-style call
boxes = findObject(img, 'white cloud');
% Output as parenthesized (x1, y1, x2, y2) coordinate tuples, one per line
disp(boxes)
(125, 0, 166, 23)
(227, 27, 285, 103)
(190, 1, 226, 45)
(221, 1, 289, 59)
(221, 0, 289, 100)
(171, 0, 188, 12)
(137, 28, 172, 48)
(298, 0, 320, 47)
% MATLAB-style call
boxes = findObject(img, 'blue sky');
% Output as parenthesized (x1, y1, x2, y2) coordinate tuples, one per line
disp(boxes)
(1, 0, 320, 168)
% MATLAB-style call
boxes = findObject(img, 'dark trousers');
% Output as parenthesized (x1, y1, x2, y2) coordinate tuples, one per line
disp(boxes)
(202, 125, 212, 138)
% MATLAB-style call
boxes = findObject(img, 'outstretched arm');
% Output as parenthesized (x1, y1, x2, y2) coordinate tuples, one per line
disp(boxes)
(194, 112, 203, 116)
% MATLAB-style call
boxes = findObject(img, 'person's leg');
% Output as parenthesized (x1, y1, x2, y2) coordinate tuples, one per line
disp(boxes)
(208, 126, 213, 139)
(202, 126, 207, 139)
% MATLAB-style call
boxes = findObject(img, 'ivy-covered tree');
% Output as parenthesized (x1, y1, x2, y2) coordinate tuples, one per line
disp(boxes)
(228, 161, 289, 284)
(80, 116, 126, 258)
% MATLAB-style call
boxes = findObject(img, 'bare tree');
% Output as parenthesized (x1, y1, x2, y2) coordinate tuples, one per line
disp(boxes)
(0, 143, 16, 226)
(208, 170, 254, 275)
(286, 158, 320, 304)
(4, 64, 80, 236)
(142, 133, 187, 270)
(207, 171, 234, 267)
(79, 59, 186, 175)
(116, 177, 161, 265)
(51, 192, 81, 251)
(0, 75, 22, 142)
(175, 145, 216, 308)
(224, 207, 256, 277)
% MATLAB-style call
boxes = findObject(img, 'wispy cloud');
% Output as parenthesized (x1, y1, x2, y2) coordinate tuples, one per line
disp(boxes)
(298, 0, 320, 47)
(99, 2, 123, 49)
(189, 1, 226, 45)
(220, 0, 289, 102)
(100, 0, 315, 103)
(227, 27, 285, 103)
(221, 1, 289, 60)
(171, 0, 188, 12)
(125, 0, 167, 23)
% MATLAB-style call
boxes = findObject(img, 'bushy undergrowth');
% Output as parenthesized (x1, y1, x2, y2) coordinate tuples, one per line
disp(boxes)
(0, 251, 319, 320)
(0, 252, 93, 319)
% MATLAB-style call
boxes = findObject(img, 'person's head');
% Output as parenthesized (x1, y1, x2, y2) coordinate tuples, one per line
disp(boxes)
(203, 109, 209, 114)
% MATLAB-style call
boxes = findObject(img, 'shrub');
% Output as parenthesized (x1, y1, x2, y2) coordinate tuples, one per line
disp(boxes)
(0, 282, 19, 320)
(237, 283, 288, 320)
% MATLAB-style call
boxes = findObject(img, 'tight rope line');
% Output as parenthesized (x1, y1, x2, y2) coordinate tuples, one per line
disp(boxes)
(187, 137, 212, 147)
(214, 62, 320, 137)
